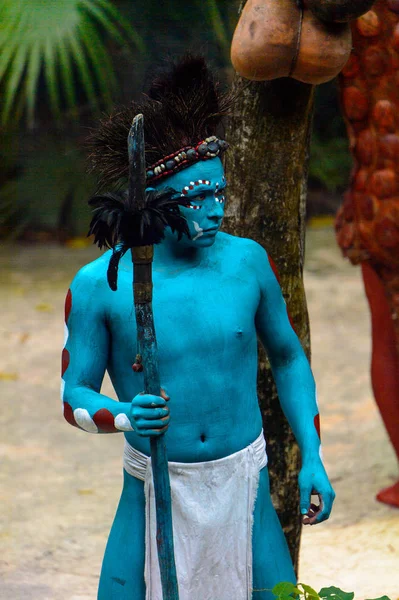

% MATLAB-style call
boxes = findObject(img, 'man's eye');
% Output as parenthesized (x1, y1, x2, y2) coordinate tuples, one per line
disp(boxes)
(184, 193, 206, 209)
(215, 190, 226, 203)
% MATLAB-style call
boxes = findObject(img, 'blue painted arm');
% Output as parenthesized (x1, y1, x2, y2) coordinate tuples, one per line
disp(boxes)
(251, 242, 335, 523)
(61, 265, 133, 434)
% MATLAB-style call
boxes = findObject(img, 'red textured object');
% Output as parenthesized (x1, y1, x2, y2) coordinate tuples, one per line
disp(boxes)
(132, 363, 143, 372)
(342, 86, 369, 120)
(379, 134, 399, 160)
(355, 129, 376, 165)
(370, 169, 397, 198)
(353, 168, 369, 191)
(356, 10, 381, 37)
(336, 0, 399, 506)
(361, 263, 399, 507)
(388, 0, 399, 14)
(93, 408, 118, 433)
(359, 194, 375, 220)
(375, 217, 399, 248)
(341, 54, 361, 78)
(363, 47, 388, 77)
(372, 100, 397, 132)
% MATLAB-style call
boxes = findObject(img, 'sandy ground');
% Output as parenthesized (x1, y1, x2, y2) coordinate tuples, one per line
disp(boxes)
(0, 227, 398, 600)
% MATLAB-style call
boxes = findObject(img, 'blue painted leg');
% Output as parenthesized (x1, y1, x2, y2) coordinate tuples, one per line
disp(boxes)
(98, 471, 146, 600)
(252, 468, 297, 600)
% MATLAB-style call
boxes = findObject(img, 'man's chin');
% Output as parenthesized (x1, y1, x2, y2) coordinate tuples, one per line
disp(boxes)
(191, 234, 218, 247)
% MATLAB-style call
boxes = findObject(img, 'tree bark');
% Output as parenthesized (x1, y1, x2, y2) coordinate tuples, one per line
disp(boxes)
(224, 70, 314, 569)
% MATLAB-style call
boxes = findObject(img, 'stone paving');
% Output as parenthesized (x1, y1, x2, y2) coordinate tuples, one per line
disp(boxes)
(0, 227, 398, 599)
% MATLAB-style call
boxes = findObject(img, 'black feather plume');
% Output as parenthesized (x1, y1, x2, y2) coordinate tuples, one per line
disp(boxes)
(88, 187, 189, 290)
(86, 55, 233, 190)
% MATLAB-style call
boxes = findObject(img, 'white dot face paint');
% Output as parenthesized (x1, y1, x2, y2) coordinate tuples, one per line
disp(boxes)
(74, 408, 98, 433)
(114, 413, 134, 431)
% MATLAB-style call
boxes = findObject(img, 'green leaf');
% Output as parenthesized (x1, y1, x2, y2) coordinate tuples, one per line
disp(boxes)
(299, 583, 320, 600)
(65, 29, 99, 112)
(319, 586, 355, 600)
(1, 40, 31, 124)
(25, 40, 42, 127)
(56, 28, 77, 112)
(78, 14, 115, 106)
(83, 0, 145, 52)
(272, 582, 302, 599)
(44, 36, 61, 120)
(204, 0, 230, 59)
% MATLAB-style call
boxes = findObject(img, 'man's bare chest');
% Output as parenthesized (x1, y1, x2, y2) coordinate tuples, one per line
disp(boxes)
(106, 265, 260, 361)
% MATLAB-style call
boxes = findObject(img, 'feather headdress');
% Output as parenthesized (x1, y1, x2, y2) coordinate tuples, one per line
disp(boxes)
(87, 55, 232, 190)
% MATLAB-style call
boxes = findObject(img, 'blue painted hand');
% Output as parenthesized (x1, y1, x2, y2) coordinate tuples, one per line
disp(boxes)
(299, 459, 336, 525)
(130, 388, 170, 437)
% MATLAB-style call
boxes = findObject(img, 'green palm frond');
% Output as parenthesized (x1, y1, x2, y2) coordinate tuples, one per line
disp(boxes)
(205, 0, 231, 60)
(0, 0, 144, 126)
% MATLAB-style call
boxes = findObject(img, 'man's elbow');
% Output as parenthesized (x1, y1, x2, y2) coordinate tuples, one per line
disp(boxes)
(61, 384, 91, 432)
(269, 342, 306, 371)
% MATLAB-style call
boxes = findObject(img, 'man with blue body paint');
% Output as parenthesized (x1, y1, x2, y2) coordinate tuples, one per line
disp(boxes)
(61, 57, 335, 599)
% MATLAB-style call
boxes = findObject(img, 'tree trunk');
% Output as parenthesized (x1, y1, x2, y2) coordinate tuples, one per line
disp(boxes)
(224, 70, 314, 569)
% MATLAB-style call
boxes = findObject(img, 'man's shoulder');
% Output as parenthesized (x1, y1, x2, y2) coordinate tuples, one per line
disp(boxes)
(71, 251, 112, 295)
(216, 232, 268, 262)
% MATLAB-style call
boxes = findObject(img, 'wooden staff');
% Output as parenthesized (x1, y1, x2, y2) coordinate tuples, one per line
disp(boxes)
(89, 114, 188, 599)
(128, 115, 179, 600)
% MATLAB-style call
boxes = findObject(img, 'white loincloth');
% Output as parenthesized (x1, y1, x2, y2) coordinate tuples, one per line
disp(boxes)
(123, 432, 268, 600)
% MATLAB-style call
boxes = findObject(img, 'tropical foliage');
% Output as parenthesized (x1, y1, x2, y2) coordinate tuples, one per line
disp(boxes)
(0, 0, 350, 239)
(309, 134, 352, 193)
(0, 134, 94, 238)
(0, 0, 143, 126)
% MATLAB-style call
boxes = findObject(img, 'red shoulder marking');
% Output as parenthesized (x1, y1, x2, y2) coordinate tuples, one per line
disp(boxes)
(65, 289, 72, 324)
(61, 348, 70, 377)
(314, 413, 321, 440)
(267, 255, 281, 284)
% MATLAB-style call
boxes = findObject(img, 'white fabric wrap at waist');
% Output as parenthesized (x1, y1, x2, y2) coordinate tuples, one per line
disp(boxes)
(123, 431, 268, 600)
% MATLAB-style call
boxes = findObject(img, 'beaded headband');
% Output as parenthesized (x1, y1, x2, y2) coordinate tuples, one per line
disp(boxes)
(146, 136, 229, 183)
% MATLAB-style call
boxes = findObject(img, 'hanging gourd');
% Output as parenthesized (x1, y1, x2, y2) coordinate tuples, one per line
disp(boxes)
(231, 0, 375, 84)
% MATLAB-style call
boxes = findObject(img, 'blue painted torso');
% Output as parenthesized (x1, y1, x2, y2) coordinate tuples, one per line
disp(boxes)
(83, 232, 262, 462)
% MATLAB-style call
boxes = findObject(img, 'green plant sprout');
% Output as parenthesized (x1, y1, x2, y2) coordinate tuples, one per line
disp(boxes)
(256, 581, 392, 600)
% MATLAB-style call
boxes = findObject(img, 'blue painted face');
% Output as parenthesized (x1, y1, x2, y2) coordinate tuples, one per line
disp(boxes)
(150, 158, 226, 248)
